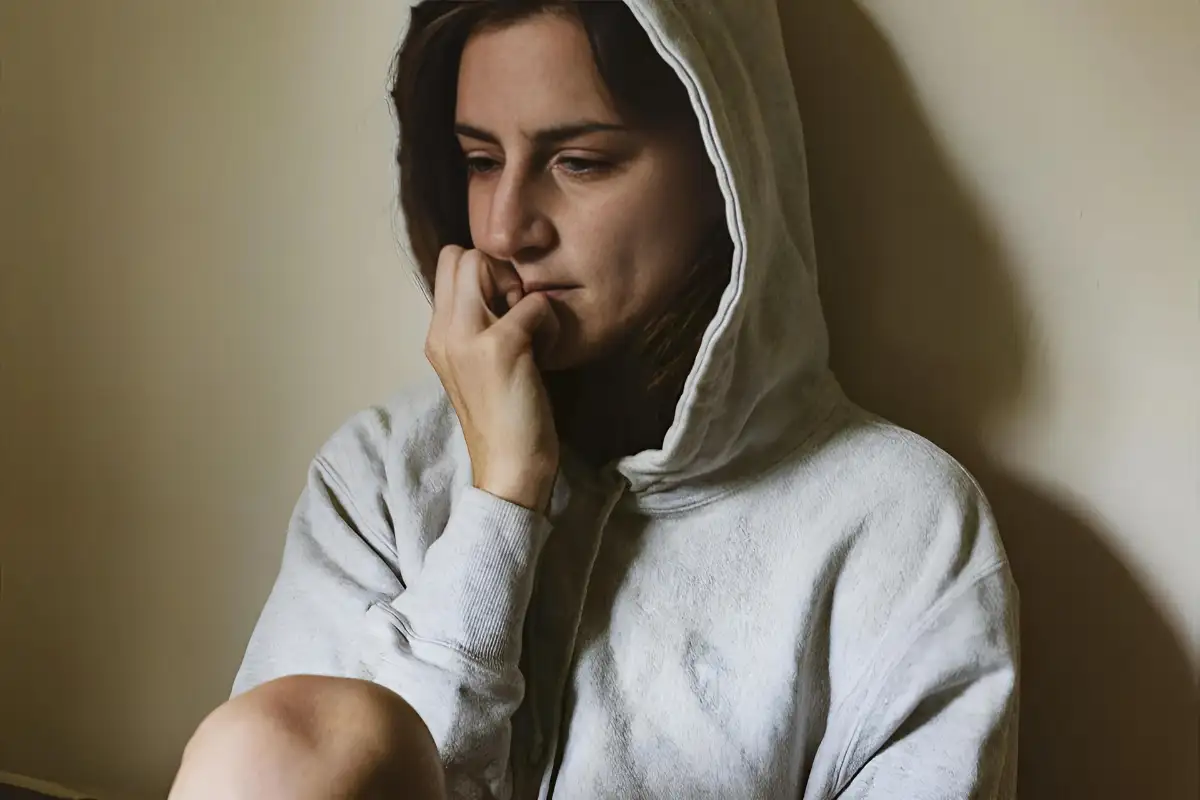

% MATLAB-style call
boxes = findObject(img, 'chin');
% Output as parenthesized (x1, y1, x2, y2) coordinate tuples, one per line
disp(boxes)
(534, 306, 627, 372)
(538, 345, 589, 373)
(536, 329, 613, 372)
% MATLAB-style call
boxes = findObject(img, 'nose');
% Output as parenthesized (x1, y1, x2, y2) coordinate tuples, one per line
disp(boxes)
(477, 166, 554, 262)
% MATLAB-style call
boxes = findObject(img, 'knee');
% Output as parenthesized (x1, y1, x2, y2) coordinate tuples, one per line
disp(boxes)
(169, 675, 445, 800)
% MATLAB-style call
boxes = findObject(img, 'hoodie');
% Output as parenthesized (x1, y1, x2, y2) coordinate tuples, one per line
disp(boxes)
(232, 0, 1020, 798)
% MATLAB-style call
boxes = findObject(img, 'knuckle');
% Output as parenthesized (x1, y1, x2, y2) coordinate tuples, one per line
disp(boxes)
(425, 333, 449, 367)
(438, 244, 464, 264)
(461, 249, 486, 273)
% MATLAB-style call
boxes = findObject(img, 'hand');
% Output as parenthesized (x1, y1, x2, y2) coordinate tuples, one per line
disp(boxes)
(424, 246, 561, 513)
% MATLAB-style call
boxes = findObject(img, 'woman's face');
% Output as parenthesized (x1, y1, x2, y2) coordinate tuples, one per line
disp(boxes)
(455, 11, 721, 371)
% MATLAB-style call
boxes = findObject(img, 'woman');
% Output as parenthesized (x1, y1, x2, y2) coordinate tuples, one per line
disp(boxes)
(171, 1, 1019, 798)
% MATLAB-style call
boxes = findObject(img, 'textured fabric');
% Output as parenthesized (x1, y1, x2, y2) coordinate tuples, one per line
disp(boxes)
(233, 1, 1019, 798)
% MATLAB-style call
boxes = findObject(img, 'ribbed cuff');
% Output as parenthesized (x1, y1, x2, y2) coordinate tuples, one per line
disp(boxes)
(387, 486, 552, 670)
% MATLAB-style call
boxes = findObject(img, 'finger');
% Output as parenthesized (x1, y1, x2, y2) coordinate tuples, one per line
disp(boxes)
(427, 246, 465, 371)
(432, 245, 463, 327)
(476, 253, 499, 317)
(484, 255, 525, 314)
(449, 249, 492, 335)
(493, 291, 561, 359)
(473, 253, 524, 317)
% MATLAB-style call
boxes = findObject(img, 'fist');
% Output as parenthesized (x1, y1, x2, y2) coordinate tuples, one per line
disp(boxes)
(424, 246, 561, 513)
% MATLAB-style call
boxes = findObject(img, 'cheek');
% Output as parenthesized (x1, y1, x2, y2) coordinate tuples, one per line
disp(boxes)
(569, 194, 701, 331)
(571, 204, 651, 298)
(598, 180, 707, 300)
(546, 168, 716, 367)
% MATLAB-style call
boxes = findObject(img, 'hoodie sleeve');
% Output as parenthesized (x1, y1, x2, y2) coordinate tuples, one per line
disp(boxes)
(822, 566, 1019, 800)
(232, 414, 548, 800)
(799, 434, 1020, 800)
(796, 424, 1022, 800)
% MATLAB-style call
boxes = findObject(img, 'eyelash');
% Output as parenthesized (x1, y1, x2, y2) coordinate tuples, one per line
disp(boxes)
(464, 155, 611, 177)
(558, 157, 609, 175)
(464, 157, 499, 175)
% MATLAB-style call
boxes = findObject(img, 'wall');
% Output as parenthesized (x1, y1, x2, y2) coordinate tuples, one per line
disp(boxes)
(0, 2, 424, 797)
(0, 1, 1195, 798)
(778, 2, 1198, 798)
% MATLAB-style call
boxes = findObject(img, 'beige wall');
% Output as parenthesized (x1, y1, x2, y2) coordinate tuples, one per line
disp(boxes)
(0, 2, 423, 797)
(780, 2, 1198, 798)
(0, 1, 1195, 798)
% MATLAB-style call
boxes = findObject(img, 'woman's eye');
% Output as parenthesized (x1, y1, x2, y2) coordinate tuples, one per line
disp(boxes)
(465, 156, 500, 175)
(557, 157, 610, 176)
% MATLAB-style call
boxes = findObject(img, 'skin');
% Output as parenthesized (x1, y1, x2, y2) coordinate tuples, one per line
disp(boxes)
(430, 10, 721, 509)
(169, 676, 446, 800)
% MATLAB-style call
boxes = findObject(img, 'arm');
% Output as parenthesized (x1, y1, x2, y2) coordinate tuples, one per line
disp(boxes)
(829, 566, 1018, 799)
(234, 247, 561, 799)
(233, 442, 548, 800)
(800, 433, 1020, 800)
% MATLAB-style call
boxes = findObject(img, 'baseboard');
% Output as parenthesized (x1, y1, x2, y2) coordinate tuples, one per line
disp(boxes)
(0, 771, 100, 800)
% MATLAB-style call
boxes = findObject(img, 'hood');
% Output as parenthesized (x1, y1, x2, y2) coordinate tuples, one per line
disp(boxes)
(614, 0, 835, 502)
(401, 0, 836, 506)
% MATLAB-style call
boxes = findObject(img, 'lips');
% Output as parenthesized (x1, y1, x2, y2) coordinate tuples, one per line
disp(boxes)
(522, 282, 577, 293)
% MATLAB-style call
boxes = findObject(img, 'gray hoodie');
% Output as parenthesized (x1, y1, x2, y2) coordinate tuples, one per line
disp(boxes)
(232, 1, 1020, 798)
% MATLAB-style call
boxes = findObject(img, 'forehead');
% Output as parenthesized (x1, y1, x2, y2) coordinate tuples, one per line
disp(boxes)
(456, 12, 622, 128)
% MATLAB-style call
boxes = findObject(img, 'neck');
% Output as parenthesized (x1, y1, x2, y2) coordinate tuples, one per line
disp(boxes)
(546, 349, 684, 470)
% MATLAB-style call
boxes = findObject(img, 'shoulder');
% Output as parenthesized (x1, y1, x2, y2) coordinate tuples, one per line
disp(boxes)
(784, 407, 1019, 794)
(797, 401, 1006, 574)
(315, 375, 458, 475)
(310, 376, 467, 535)
(809, 402, 987, 515)
(776, 399, 1015, 659)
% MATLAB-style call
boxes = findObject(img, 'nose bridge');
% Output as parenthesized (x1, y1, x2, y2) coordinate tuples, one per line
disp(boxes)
(487, 160, 543, 255)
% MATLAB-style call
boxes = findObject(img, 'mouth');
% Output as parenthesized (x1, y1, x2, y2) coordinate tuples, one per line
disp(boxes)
(522, 283, 579, 297)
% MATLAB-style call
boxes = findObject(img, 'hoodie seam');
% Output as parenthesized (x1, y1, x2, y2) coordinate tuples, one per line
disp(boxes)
(633, 388, 844, 517)
(860, 418, 994, 509)
(829, 560, 1009, 792)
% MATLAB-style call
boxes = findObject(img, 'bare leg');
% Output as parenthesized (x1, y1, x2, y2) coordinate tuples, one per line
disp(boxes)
(169, 675, 447, 800)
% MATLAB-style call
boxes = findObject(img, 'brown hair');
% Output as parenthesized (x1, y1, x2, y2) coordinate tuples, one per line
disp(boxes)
(390, 0, 732, 435)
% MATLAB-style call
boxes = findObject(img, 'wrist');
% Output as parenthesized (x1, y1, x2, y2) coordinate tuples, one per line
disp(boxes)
(476, 465, 557, 514)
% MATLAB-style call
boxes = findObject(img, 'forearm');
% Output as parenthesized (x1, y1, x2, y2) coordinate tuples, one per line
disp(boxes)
(365, 486, 551, 796)
(234, 468, 550, 799)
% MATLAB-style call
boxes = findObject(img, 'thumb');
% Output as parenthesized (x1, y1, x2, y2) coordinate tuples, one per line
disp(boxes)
(496, 291, 560, 358)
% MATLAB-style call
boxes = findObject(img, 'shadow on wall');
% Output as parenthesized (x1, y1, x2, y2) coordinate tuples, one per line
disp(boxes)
(775, 2, 1196, 799)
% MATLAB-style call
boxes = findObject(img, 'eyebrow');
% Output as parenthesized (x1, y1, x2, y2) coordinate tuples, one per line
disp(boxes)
(454, 120, 628, 147)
